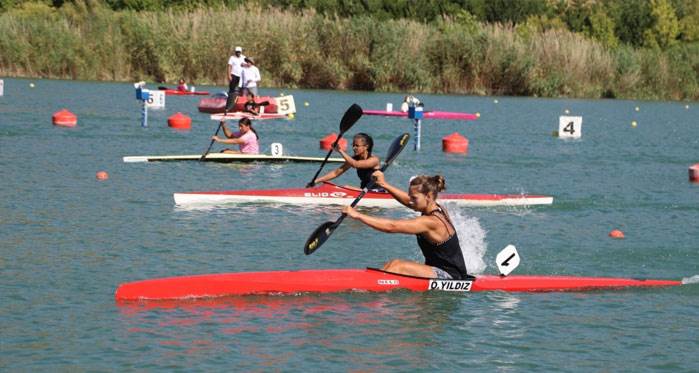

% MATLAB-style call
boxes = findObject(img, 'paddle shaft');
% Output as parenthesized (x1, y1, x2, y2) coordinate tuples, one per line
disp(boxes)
(200, 94, 237, 161)
(307, 104, 363, 187)
(307, 136, 346, 186)
(304, 133, 410, 255)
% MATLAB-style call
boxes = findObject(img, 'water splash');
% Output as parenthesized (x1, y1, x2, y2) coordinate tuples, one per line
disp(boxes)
(446, 205, 487, 275)
(682, 275, 699, 285)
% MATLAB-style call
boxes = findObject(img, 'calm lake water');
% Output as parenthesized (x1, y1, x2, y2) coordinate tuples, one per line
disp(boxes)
(1, 77, 698, 371)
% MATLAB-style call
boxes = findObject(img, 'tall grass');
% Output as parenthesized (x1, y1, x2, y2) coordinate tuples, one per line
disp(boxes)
(0, 1, 697, 100)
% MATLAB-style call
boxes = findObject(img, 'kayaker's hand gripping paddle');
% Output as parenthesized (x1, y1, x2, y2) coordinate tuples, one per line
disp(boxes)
(306, 104, 363, 188)
(304, 132, 410, 255)
(200, 93, 239, 161)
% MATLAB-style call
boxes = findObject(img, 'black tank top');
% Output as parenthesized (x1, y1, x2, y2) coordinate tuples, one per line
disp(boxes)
(416, 206, 468, 279)
(354, 155, 376, 189)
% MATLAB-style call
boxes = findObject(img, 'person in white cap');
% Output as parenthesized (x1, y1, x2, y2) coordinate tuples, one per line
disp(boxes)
(240, 57, 261, 96)
(227, 46, 246, 105)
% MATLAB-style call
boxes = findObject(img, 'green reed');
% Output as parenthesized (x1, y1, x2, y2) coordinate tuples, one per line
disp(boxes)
(0, 1, 696, 100)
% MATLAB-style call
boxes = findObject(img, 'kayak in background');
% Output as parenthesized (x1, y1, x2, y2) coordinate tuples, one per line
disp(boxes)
(123, 153, 345, 163)
(210, 112, 291, 121)
(114, 267, 683, 300)
(172, 181, 554, 207)
(364, 109, 478, 121)
(123, 143, 340, 163)
(158, 86, 210, 96)
(198, 94, 283, 114)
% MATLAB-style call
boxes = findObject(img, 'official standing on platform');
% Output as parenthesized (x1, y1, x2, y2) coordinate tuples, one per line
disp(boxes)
(227, 46, 246, 102)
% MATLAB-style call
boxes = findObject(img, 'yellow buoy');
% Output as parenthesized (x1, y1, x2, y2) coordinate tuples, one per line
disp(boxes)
(288, 113, 295, 119)
(635, 106, 640, 112)
(564, 109, 570, 114)
(631, 121, 637, 127)
(476, 112, 481, 118)
(30, 83, 35, 88)
(304, 102, 309, 107)
(493, 99, 498, 104)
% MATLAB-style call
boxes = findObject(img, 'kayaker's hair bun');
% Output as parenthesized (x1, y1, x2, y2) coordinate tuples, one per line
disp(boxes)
(409, 175, 446, 197)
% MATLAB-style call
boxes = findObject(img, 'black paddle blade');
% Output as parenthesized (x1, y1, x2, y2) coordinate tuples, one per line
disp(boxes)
(304, 221, 337, 255)
(339, 104, 363, 134)
(306, 103, 363, 187)
(382, 132, 410, 169)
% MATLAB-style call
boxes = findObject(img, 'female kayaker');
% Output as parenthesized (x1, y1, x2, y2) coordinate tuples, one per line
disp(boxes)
(343, 173, 468, 280)
(212, 117, 259, 154)
(308, 133, 380, 189)
(176, 78, 188, 92)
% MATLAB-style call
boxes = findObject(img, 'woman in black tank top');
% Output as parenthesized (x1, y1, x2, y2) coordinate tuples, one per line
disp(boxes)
(343, 173, 468, 280)
(307, 133, 380, 189)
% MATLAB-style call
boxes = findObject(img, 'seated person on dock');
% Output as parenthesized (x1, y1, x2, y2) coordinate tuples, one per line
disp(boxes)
(242, 92, 265, 116)
(307, 133, 380, 189)
(400, 95, 421, 112)
(176, 78, 189, 92)
(212, 117, 259, 154)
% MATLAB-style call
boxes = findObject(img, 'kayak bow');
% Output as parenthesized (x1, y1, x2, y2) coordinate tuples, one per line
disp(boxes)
(115, 268, 682, 301)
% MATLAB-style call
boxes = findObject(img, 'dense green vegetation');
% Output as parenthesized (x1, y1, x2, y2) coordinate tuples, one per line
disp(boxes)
(1, 0, 698, 100)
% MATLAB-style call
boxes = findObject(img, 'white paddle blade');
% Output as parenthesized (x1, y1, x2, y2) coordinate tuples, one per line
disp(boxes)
(496, 245, 520, 276)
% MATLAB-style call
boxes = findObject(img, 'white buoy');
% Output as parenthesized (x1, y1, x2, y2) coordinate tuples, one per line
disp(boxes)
(270, 143, 283, 157)
(558, 116, 582, 139)
(386, 103, 393, 112)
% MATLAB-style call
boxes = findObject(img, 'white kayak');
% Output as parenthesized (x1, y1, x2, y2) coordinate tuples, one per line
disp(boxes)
(174, 182, 554, 207)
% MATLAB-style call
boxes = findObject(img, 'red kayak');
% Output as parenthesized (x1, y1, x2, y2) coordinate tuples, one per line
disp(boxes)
(364, 110, 478, 121)
(173, 182, 553, 207)
(162, 89, 210, 96)
(198, 95, 278, 113)
(209, 112, 290, 121)
(115, 267, 682, 300)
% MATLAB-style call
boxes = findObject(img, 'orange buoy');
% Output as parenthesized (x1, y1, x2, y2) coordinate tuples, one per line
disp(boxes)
(167, 112, 192, 130)
(96, 171, 109, 180)
(609, 229, 625, 239)
(442, 132, 469, 154)
(319, 133, 348, 151)
(52, 109, 77, 127)
(689, 163, 699, 183)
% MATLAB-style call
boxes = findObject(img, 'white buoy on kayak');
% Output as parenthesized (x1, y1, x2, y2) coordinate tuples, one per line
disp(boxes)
(496, 245, 520, 276)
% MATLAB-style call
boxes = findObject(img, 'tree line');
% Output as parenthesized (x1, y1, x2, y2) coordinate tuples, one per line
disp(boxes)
(0, 0, 697, 100)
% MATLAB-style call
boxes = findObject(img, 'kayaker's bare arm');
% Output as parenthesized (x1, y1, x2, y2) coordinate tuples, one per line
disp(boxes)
(372, 171, 410, 207)
(336, 146, 380, 170)
(344, 206, 436, 235)
(314, 163, 351, 184)
(221, 123, 234, 138)
(212, 135, 244, 145)
(227, 64, 232, 83)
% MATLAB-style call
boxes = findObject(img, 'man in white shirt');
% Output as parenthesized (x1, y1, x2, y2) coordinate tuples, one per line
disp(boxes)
(241, 57, 261, 96)
(227, 46, 246, 101)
